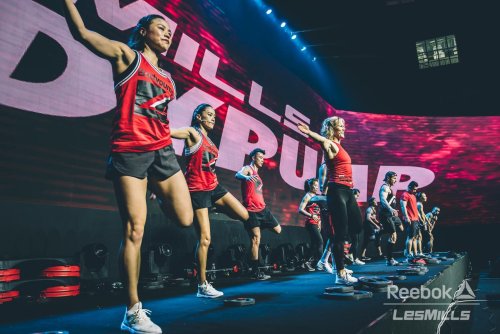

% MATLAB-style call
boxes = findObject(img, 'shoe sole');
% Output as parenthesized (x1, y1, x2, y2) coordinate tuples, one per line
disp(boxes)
(335, 279, 358, 284)
(196, 293, 223, 298)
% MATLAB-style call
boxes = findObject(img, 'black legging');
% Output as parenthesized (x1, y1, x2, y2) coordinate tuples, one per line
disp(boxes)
(349, 231, 362, 260)
(327, 182, 363, 270)
(306, 223, 323, 261)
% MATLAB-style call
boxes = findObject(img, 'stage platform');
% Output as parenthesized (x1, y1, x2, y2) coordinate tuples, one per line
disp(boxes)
(0, 252, 473, 334)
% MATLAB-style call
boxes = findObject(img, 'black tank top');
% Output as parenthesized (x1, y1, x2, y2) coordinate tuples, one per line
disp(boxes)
(381, 185, 396, 214)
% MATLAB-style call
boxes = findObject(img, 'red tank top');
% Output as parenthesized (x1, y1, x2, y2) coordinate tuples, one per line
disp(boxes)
(327, 142, 353, 188)
(111, 51, 176, 152)
(305, 197, 321, 225)
(184, 129, 219, 192)
(241, 165, 266, 212)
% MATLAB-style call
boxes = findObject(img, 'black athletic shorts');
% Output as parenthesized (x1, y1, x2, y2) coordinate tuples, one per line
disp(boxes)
(245, 207, 279, 230)
(363, 222, 381, 241)
(380, 211, 400, 234)
(105, 144, 180, 180)
(406, 220, 420, 238)
(190, 184, 228, 210)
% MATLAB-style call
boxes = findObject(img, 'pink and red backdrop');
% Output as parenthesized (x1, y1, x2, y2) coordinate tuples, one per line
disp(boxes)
(0, 0, 498, 227)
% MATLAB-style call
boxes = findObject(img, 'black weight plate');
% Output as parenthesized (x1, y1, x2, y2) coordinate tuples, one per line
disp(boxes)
(358, 276, 392, 287)
(361, 284, 388, 293)
(323, 290, 373, 300)
(325, 285, 354, 293)
(224, 297, 256, 306)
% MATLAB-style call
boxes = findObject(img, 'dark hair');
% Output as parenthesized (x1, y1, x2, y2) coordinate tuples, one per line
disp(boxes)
(368, 197, 377, 206)
(409, 181, 419, 189)
(384, 171, 397, 181)
(249, 148, 266, 159)
(128, 14, 166, 51)
(304, 178, 318, 192)
(191, 103, 212, 127)
(352, 188, 360, 195)
(416, 192, 426, 201)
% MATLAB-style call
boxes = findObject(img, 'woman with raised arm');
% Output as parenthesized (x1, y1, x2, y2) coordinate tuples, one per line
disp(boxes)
(297, 117, 362, 284)
(63, 1, 193, 333)
(171, 104, 249, 298)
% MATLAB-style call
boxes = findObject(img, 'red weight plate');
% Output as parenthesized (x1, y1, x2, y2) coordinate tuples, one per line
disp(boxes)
(0, 291, 20, 298)
(42, 271, 80, 278)
(41, 290, 80, 298)
(0, 274, 20, 282)
(43, 265, 80, 272)
(43, 285, 80, 293)
(0, 269, 20, 276)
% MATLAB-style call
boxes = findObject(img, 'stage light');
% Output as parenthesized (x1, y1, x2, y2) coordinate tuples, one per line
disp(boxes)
(280, 22, 286, 28)
(312, 57, 317, 61)
(266, 9, 272, 15)
(301, 46, 307, 51)
(291, 34, 297, 40)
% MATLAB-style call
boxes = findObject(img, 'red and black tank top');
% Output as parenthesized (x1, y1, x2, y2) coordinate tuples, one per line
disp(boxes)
(184, 128, 219, 192)
(327, 142, 353, 188)
(305, 197, 321, 225)
(241, 165, 266, 212)
(111, 51, 176, 152)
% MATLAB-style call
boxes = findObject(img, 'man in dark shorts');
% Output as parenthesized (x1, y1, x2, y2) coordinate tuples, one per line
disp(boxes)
(379, 171, 404, 266)
(360, 197, 382, 261)
(235, 148, 282, 280)
(400, 181, 424, 264)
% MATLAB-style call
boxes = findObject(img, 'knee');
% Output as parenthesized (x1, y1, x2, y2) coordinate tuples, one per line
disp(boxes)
(177, 210, 193, 228)
(199, 234, 211, 248)
(251, 234, 261, 246)
(241, 211, 250, 221)
(126, 221, 145, 244)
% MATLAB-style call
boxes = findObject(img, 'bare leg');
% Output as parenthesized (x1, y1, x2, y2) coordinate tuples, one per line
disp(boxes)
(150, 171, 193, 227)
(405, 235, 413, 257)
(248, 227, 261, 261)
(417, 231, 423, 254)
(114, 176, 148, 309)
(193, 208, 211, 283)
(214, 192, 249, 221)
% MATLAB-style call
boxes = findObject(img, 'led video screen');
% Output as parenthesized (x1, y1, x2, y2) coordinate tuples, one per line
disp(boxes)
(0, 0, 498, 226)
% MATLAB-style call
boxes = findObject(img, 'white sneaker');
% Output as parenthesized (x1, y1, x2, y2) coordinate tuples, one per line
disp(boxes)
(197, 281, 223, 298)
(252, 270, 271, 280)
(387, 258, 399, 266)
(335, 271, 358, 284)
(316, 261, 334, 274)
(332, 267, 353, 275)
(354, 258, 365, 265)
(121, 302, 162, 334)
(304, 261, 315, 272)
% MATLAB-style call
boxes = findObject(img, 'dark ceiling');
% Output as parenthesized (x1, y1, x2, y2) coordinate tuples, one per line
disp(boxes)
(255, 0, 499, 116)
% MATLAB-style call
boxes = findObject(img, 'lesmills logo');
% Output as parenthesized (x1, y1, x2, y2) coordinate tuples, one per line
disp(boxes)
(384, 279, 478, 323)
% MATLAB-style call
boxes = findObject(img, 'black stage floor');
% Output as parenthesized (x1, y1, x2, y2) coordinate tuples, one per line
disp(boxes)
(0, 253, 480, 334)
